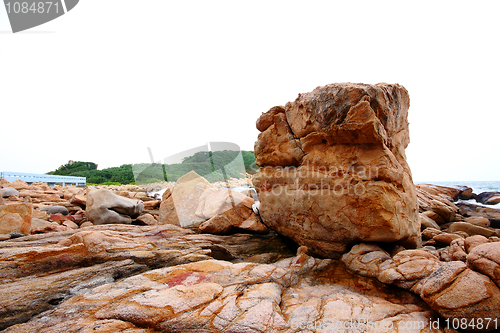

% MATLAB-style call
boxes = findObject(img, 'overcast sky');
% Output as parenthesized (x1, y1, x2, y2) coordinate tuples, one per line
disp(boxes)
(1, 1, 499, 182)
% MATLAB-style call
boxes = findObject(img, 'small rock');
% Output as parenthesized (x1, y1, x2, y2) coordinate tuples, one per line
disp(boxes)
(199, 215, 232, 235)
(448, 221, 498, 238)
(245, 253, 280, 264)
(450, 241, 467, 262)
(49, 214, 67, 223)
(237, 213, 269, 234)
(62, 220, 79, 230)
(143, 200, 161, 210)
(70, 195, 87, 208)
(41, 205, 69, 215)
(452, 231, 470, 239)
(296, 246, 310, 255)
(459, 189, 474, 200)
(0, 187, 19, 198)
(68, 210, 86, 225)
(430, 199, 457, 222)
(465, 216, 490, 228)
(30, 218, 59, 234)
(420, 213, 440, 230)
(158, 171, 212, 227)
(433, 232, 463, 246)
(136, 213, 158, 226)
(9, 231, 25, 239)
(476, 191, 500, 205)
(420, 261, 500, 329)
(464, 235, 489, 253)
(422, 227, 442, 240)
(32, 210, 48, 220)
(421, 210, 446, 225)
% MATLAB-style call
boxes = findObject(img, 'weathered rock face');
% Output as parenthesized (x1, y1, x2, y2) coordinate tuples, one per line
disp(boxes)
(86, 189, 144, 225)
(4, 250, 442, 333)
(0, 202, 32, 235)
(0, 224, 298, 330)
(253, 83, 420, 258)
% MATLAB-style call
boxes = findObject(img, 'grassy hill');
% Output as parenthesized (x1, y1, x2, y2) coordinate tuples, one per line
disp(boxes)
(47, 150, 257, 185)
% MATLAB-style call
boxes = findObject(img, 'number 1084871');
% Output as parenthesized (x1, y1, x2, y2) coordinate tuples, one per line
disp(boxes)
(5, 2, 60, 14)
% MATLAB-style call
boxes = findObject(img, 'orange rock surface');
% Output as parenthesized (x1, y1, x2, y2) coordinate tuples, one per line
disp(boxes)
(253, 83, 420, 258)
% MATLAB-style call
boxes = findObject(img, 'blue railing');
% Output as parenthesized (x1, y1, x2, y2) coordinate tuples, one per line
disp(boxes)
(0, 171, 86, 187)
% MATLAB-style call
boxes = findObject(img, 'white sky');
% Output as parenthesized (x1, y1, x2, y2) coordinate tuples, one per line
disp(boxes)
(0, 0, 499, 182)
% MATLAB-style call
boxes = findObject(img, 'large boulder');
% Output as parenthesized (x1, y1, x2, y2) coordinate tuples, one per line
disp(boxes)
(253, 83, 420, 258)
(0, 202, 32, 235)
(467, 242, 500, 286)
(420, 261, 500, 330)
(158, 171, 213, 228)
(86, 189, 144, 225)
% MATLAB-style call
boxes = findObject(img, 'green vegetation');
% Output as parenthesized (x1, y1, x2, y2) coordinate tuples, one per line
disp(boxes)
(48, 162, 136, 184)
(46, 151, 257, 185)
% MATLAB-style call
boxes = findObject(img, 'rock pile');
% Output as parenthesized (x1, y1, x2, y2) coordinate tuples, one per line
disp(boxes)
(342, 241, 500, 331)
(416, 184, 500, 246)
(334, 175, 500, 332)
(0, 181, 161, 238)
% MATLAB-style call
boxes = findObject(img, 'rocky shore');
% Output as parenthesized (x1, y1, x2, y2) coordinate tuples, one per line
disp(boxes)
(1, 83, 500, 332)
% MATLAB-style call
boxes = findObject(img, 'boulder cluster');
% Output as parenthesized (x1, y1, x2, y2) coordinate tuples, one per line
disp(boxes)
(342, 181, 500, 330)
(0, 178, 157, 238)
(1, 82, 500, 332)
